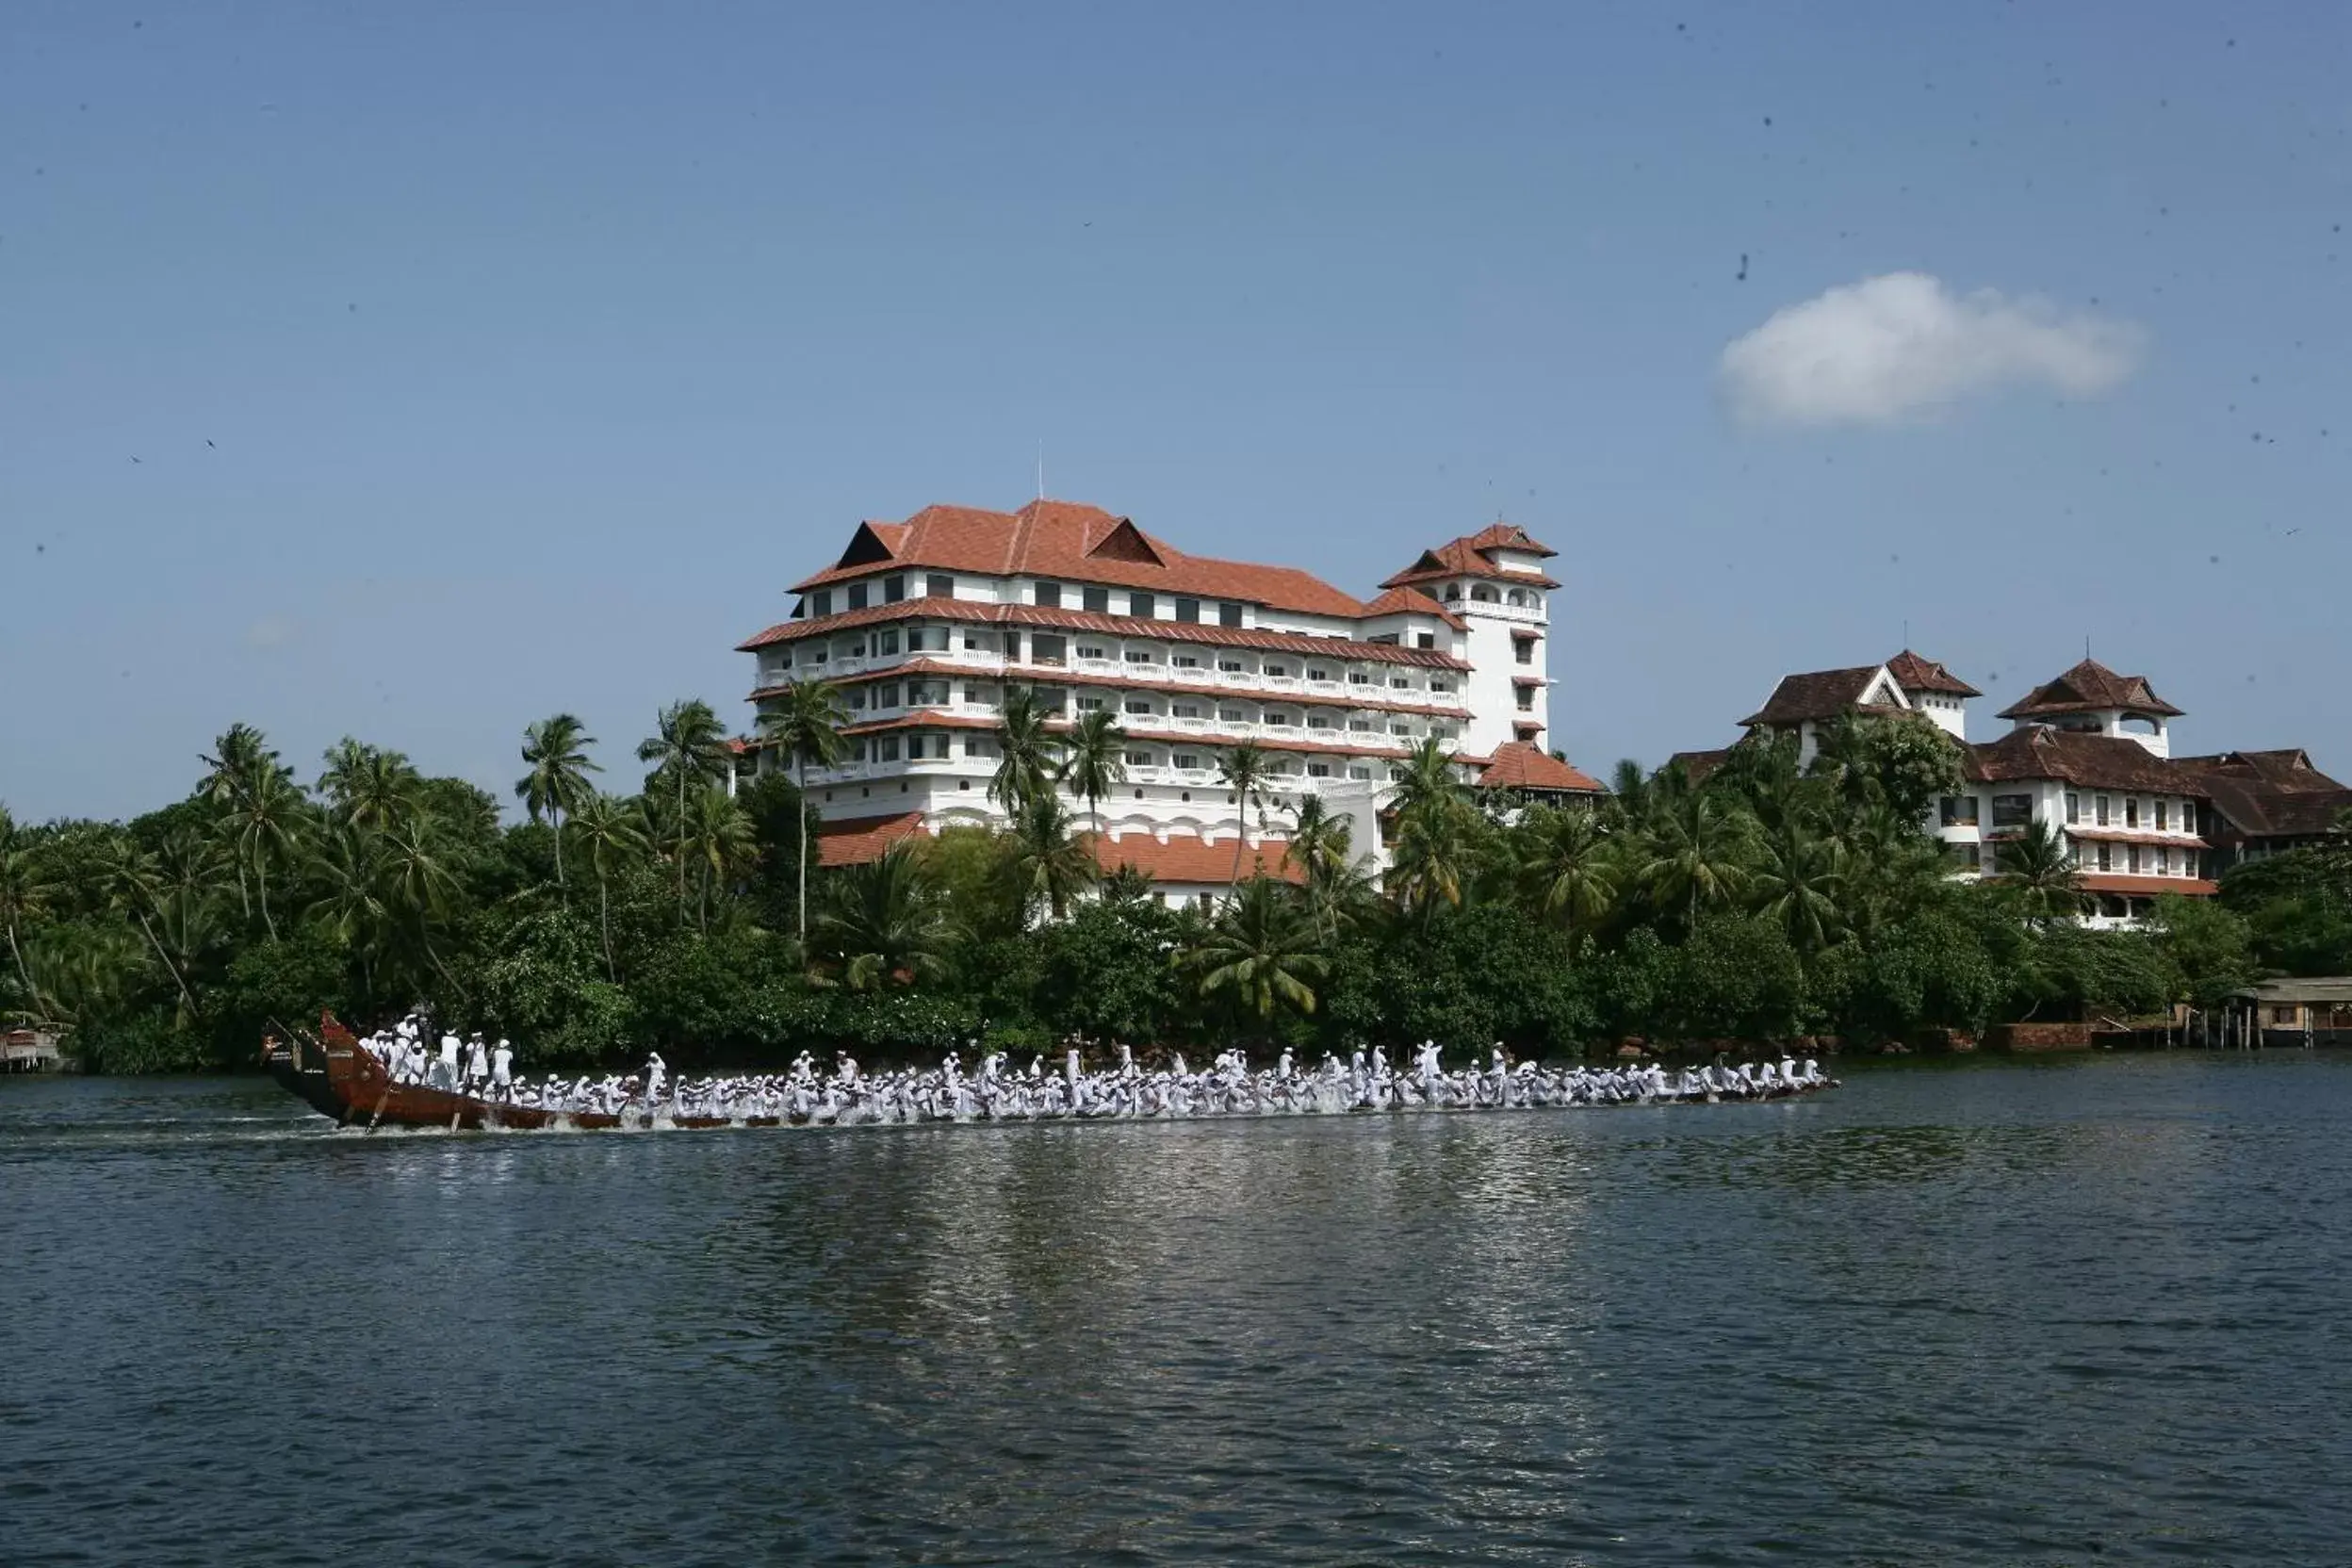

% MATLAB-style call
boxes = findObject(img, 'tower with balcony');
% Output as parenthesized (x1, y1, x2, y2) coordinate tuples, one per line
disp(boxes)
(1378, 524, 1557, 757)
(1996, 658, 2181, 758)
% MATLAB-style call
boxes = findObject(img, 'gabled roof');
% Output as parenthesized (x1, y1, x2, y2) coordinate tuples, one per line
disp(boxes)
(1884, 649, 1981, 698)
(1997, 659, 2182, 721)
(1473, 742, 1604, 794)
(1964, 727, 2196, 794)
(2174, 749, 2347, 793)
(788, 499, 1369, 620)
(1739, 665, 1904, 728)
(1089, 832, 1300, 887)
(1361, 585, 1467, 630)
(1380, 522, 1561, 590)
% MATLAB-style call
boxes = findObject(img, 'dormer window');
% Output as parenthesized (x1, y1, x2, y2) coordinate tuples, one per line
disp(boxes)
(1083, 586, 1110, 613)
(1174, 597, 1200, 623)
(847, 581, 870, 612)
(1217, 601, 1244, 628)
(1034, 580, 1062, 608)
(810, 589, 833, 617)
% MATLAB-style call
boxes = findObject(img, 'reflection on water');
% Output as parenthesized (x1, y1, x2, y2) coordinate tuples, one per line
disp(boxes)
(5, 1056, 2352, 1564)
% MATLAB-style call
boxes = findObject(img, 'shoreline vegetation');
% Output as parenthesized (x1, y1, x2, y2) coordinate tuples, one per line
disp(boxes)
(2, 700, 2344, 1077)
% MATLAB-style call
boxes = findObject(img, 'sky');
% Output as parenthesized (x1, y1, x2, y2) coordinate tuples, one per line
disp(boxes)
(4, 1, 2349, 823)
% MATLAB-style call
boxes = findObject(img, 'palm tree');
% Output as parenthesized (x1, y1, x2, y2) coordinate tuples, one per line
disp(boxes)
(678, 785, 757, 932)
(990, 685, 1062, 816)
(225, 764, 311, 940)
(198, 722, 278, 919)
(564, 792, 649, 979)
(318, 739, 422, 834)
(308, 826, 395, 1004)
(1992, 819, 2084, 926)
(1520, 804, 1619, 943)
(1185, 877, 1329, 1024)
(1215, 740, 1280, 893)
(1057, 709, 1128, 841)
(1386, 795, 1474, 917)
(1283, 793, 1368, 939)
(0, 806, 56, 1000)
(94, 835, 196, 1013)
(515, 714, 602, 887)
(1751, 820, 1846, 952)
(637, 699, 733, 913)
(1099, 863, 1157, 905)
(1006, 792, 1097, 925)
(812, 842, 954, 990)
(756, 680, 849, 940)
(1634, 790, 1755, 929)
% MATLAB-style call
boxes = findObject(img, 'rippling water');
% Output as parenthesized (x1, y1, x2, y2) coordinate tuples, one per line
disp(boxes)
(6, 1054, 2350, 1565)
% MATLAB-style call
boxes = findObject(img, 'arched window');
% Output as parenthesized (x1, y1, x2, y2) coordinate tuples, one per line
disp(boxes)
(1443, 583, 1462, 600)
(1470, 584, 1500, 603)
(1506, 589, 1530, 607)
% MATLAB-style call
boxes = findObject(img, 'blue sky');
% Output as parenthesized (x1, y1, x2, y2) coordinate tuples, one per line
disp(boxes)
(4, 1, 2347, 821)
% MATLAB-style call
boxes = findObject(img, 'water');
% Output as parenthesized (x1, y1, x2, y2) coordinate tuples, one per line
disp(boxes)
(5, 1055, 2350, 1565)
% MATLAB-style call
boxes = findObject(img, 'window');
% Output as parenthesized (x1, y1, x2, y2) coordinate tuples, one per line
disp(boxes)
(1172, 654, 1200, 669)
(2274, 1006, 2298, 1025)
(1348, 765, 1372, 781)
(963, 683, 997, 705)
(907, 682, 946, 705)
(1173, 753, 1202, 771)
(1173, 703, 1202, 719)
(2157, 846, 2172, 874)
(1034, 580, 1061, 608)
(1443, 583, 1462, 600)
(1129, 591, 1156, 618)
(1030, 634, 1067, 665)
(1348, 719, 1373, 732)
(1471, 584, 1499, 603)
(2128, 845, 2143, 874)
(1218, 707, 1247, 722)
(876, 737, 901, 762)
(1307, 762, 1331, 778)
(1429, 678, 1452, 694)
(809, 589, 834, 617)
(844, 638, 868, 659)
(1123, 750, 1152, 767)
(1218, 601, 1243, 627)
(1389, 723, 1412, 737)
(1416, 632, 1434, 649)
(1348, 671, 1374, 686)
(1367, 633, 1399, 645)
(884, 575, 906, 603)
(845, 689, 868, 711)
(1124, 699, 1153, 715)
(1308, 666, 1332, 682)
(1507, 589, 1530, 607)
(1265, 711, 1292, 727)
(1391, 677, 1411, 690)
(2155, 800, 2170, 831)
(1076, 644, 1106, 661)
(963, 631, 993, 652)
(1516, 687, 1535, 711)
(925, 573, 954, 598)
(2097, 842, 2113, 871)
(2095, 794, 2111, 825)
(1947, 842, 1982, 871)
(1083, 585, 1110, 613)
(2066, 792, 2081, 825)
(799, 644, 827, 665)
(964, 734, 998, 759)
(1217, 659, 1243, 673)
(1940, 796, 1980, 826)
(1266, 663, 1290, 678)
(1174, 596, 1200, 623)
(847, 582, 870, 611)
(1990, 794, 2033, 828)
(1307, 715, 1332, 730)
(1514, 637, 1535, 665)
(1076, 695, 1104, 712)
(876, 629, 900, 655)
(1123, 649, 1154, 664)
(2125, 798, 2140, 828)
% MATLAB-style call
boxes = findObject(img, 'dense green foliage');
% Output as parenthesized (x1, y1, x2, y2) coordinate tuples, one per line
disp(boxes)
(5, 707, 2340, 1074)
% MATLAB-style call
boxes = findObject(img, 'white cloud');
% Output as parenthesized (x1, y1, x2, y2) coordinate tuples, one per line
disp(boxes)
(1719, 271, 2144, 428)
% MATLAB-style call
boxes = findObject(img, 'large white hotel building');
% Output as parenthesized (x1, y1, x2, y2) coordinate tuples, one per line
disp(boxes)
(739, 498, 1601, 901)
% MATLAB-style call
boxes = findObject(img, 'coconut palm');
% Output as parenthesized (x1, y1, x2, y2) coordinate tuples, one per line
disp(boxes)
(1519, 803, 1619, 943)
(318, 739, 423, 835)
(1751, 821, 1847, 952)
(1633, 789, 1755, 929)
(1098, 863, 1157, 905)
(756, 679, 849, 940)
(812, 841, 954, 990)
(307, 826, 396, 1003)
(0, 805, 57, 999)
(1386, 795, 1475, 917)
(1057, 709, 1128, 840)
(515, 713, 602, 887)
(224, 763, 312, 940)
(637, 699, 733, 912)
(1283, 793, 1368, 939)
(1215, 740, 1280, 893)
(678, 785, 757, 932)
(1185, 876, 1329, 1023)
(93, 835, 196, 1013)
(564, 792, 649, 979)
(1992, 818, 2084, 926)
(990, 685, 1062, 816)
(1006, 792, 1097, 925)
(198, 722, 280, 919)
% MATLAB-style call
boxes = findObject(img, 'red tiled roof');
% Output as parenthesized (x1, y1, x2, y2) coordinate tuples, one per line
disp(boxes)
(1739, 666, 1893, 727)
(1380, 523, 1562, 590)
(1474, 742, 1604, 794)
(776, 711, 1447, 763)
(1884, 649, 1981, 698)
(786, 499, 1372, 621)
(814, 811, 931, 867)
(1965, 727, 2197, 794)
(738, 597, 1467, 669)
(1670, 748, 1731, 785)
(2063, 826, 2210, 848)
(1997, 659, 2182, 720)
(2175, 749, 2346, 792)
(2075, 874, 2217, 898)
(1361, 585, 1467, 630)
(1090, 832, 1300, 886)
